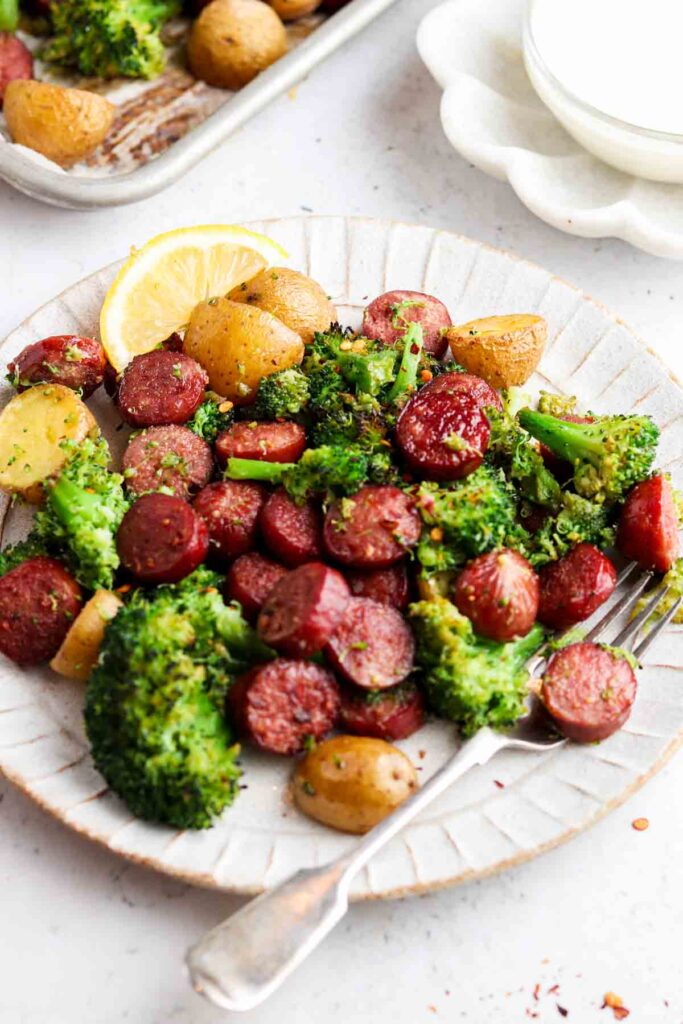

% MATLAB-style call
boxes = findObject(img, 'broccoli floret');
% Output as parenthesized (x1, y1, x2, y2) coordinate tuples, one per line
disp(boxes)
(225, 445, 370, 503)
(518, 409, 659, 504)
(0, 533, 51, 577)
(186, 392, 234, 444)
(34, 435, 129, 590)
(305, 327, 397, 398)
(411, 597, 545, 736)
(487, 405, 562, 511)
(415, 465, 530, 575)
(537, 391, 579, 417)
(528, 491, 616, 567)
(252, 368, 310, 421)
(43, 0, 180, 79)
(85, 568, 270, 829)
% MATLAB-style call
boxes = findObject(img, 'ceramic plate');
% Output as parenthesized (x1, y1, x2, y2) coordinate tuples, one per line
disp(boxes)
(0, 216, 681, 900)
(418, 0, 683, 260)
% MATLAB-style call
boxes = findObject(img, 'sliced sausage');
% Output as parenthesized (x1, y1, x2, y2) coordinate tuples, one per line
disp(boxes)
(224, 551, 288, 621)
(395, 389, 490, 481)
(617, 475, 680, 573)
(0, 34, 33, 108)
(116, 493, 209, 585)
(228, 659, 340, 755)
(538, 543, 617, 630)
(7, 335, 107, 398)
(122, 425, 214, 499)
(0, 557, 82, 666)
(258, 562, 350, 657)
(454, 548, 539, 642)
(346, 563, 410, 610)
(339, 681, 425, 741)
(193, 480, 266, 562)
(260, 488, 322, 566)
(215, 421, 306, 466)
(323, 485, 421, 568)
(541, 642, 637, 743)
(117, 350, 208, 427)
(420, 371, 502, 411)
(362, 290, 451, 358)
(324, 597, 414, 689)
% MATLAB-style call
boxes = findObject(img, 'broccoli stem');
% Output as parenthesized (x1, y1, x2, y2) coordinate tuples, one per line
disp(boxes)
(49, 474, 103, 529)
(518, 410, 603, 464)
(386, 323, 425, 404)
(224, 457, 291, 484)
(0, 0, 18, 31)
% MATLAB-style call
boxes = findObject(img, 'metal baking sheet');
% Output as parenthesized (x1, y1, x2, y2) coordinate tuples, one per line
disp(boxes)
(0, 0, 399, 209)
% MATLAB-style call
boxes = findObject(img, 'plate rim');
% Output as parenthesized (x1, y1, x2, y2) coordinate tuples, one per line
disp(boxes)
(1, 213, 681, 901)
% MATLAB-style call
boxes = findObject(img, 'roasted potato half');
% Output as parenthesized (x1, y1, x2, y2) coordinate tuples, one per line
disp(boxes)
(184, 296, 304, 405)
(0, 384, 97, 502)
(187, 0, 288, 90)
(293, 735, 418, 834)
(50, 589, 123, 682)
(4, 81, 115, 168)
(228, 267, 336, 344)
(446, 314, 547, 389)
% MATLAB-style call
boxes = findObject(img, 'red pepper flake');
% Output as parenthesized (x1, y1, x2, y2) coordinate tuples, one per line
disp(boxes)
(493, 779, 505, 789)
(556, 1006, 568, 1018)
(116, 583, 132, 594)
(631, 817, 649, 831)
(420, 369, 433, 383)
(418, 749, 427, 760)
(532, 983, 541, 1001)
(427, 1006, 437, 1014)
(602, 992, 630, 1020)
(548, 984, 560, 995)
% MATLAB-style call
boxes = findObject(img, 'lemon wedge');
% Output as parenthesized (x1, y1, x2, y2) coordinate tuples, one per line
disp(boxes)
(100, 225, 287, 372)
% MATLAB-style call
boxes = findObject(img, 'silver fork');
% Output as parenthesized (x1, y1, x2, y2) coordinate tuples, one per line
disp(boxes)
(186, 563, 681, 1012)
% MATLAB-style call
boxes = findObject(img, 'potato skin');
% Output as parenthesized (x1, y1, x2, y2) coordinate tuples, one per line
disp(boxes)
(0, 384, 97, 503)
(4, 81, 115, 168)
(228, 267, 336, 344)
(269, 0, 321, 20)
(184, 296, 304, 405)
(293, 735, 418, 834)
(446, 314, 547, 389)
(50, 589, 123, 682)
(187, 0, 287, 90)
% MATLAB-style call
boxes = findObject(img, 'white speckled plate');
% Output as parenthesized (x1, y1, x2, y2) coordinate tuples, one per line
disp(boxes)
(0, 216, 681, 900)
(417, 0, 683, 260)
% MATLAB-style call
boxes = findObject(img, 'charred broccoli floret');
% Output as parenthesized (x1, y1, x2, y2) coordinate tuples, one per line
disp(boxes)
(528, 491, 616, 567)
(85, 568, 271, 829)
(305, 327, 397, 398)
(486, 403, 562, 511)
(411, 597, 545, 735)
(225, 445, 371, 503)
(34, 435, 129, 590)
(43, 0, 180, 79)
(0, 534, 50, 577)
(251, 367, 310, 421)
(186, 392, 234, 444)
(518, 409, 659, 504)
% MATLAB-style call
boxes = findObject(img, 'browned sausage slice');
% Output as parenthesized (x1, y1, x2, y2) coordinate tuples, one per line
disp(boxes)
(324, 597, 414, 689)
(395, 389, 490, 481)
(118, 350, 208, 427)
(258, 562, 350, 657)
(323, 485, 421, 568)
(122, 425, 214, 499)
(541, 642, 637, 743)
(7, 335, 107, 398)
(215, 421, 306, 465)
(260, 488, 322, 566)
(345, 563, 410, 610)
(420, 371, 502, 411)
(193, 481, 266, 562)
(362, 290, 452, 358)
(0, 557, 82, 666)
(116, 493, 209, 585)
(224, 552, 288, 621)
(228, 658, 340, 755)
(339, 681, 425, 741)
(538, 543, 617, 630)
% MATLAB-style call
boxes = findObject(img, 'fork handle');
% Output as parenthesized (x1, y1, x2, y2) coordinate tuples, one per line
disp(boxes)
(186, 728, 505, 1012)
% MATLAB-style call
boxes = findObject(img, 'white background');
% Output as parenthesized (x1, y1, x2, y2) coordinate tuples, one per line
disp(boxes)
(1, 1, 682, 1021)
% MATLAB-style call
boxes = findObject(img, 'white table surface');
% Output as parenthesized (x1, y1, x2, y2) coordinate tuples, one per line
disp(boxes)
(1, 2, 682, 1021)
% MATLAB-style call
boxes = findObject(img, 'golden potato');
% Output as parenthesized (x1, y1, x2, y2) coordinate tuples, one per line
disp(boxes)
(446, 314, 547, 389)
(0, 385, 97, 503)
(184, 296, 304, 404)
(187, 0, 288, 90)
(269, 0, 321, 20)
(50, 589, 123, 682)
(4, 81, 115, 169)
(228, 267, 336, 344)
(293, 735, 418, 834)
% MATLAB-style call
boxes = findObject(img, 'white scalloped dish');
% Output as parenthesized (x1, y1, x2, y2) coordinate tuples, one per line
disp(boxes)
(0, 216, 682, 900)
(417, 0, 683, 260)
